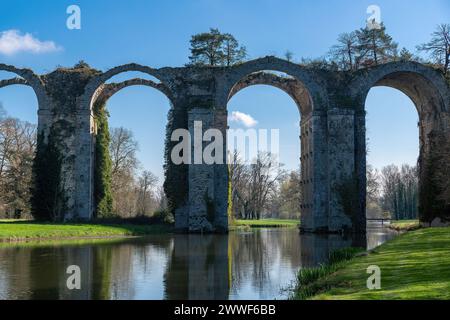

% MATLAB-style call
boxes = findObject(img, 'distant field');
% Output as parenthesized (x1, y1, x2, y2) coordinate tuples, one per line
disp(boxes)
(389, 219, 420, 231)
(232, 219, 299, 229)
(0, 221, 172, 242)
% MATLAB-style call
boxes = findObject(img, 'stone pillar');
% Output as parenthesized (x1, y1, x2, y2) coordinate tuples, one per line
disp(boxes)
(300, 111, 328, 233)
(213, 109, 229, 232)
(419, 112, 450, 226)
(187, 108, 228, 232)
(169, 108, 189, 232)
(36, 109, 52, 139)
(72, 108, 95, 220)
(327, 108, 355, 232)
(354, 110, 367, 232)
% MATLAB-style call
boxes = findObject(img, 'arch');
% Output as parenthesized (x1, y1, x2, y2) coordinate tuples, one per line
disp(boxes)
(82, 63, 176, 111)
(350, 61, 449, 115)
(217, 56, 328, 113)
(0, 64, 49, 110)
(0, 77, 29, 89)
(96, 78, 175, 106)
(227, 71, 313, 115)
(351, 61, 450, 225)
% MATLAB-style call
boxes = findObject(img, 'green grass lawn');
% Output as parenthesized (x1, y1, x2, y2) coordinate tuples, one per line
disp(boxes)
(0, 221, 172, 242)
(297, 227, 450, 300)
(232, 218, 299, 229)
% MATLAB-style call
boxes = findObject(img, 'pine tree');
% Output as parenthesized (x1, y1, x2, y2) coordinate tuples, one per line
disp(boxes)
(399, 47, 413, 61)
(188, 28, 247, 66)
(356, 23, 398, 66)
(223, 33, 247, 66)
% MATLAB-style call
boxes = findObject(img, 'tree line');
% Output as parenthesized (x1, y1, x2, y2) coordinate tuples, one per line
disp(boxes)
(107, 127, 168, 220)
(188, 24, 450, 78)
(229, 151, 301, 220)
(0, 104, 36, 218)
(367, 164, 419, 220)
(327, 23, 449, 76)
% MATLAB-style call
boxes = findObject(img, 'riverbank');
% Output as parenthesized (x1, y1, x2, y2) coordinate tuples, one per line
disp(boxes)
(388, 219, 420, 231)
(230, 219, 299, 231)
(0, 220, 173, 242)
(292, 227, 450, 300)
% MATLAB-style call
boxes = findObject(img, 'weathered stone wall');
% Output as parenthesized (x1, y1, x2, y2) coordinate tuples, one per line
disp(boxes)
(2, 58, 449, 232)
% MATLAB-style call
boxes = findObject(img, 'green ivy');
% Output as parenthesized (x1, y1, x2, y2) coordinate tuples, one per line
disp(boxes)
(93, 102, 113, 218)
(163, 108, 188, 214)
(30, 129, 64, 221)
(227, 165, 233, 223)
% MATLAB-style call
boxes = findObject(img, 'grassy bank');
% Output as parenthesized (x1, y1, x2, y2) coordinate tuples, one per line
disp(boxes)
(231, 219, 299, 230)
(292, 227, 450, 300)
(0, 220, 172, 242)
(389, 219, 420, 231)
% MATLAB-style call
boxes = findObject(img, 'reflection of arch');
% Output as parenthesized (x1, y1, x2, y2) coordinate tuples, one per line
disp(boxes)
(218, 56, 327, 113)
(227, 71, 312, 115)
(0, 64, 48, 109)
(83, 63, 175, 110)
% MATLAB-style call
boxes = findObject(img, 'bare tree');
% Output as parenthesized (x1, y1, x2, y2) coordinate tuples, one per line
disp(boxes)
(229, 151, 285, 220)
(284, 50, 294, 62)
(328, 32, 359, 70)
(109, 127, 139, 217)
(0, 110, 36, 218)
(379, 164, 418, 220)
(136, 170, 158, 216)
(110, 127, 139, 178)
(366, 164, 380, 203)
(418, 24, 450, 76)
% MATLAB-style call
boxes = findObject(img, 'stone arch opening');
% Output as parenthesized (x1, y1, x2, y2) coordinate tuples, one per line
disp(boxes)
(88, 70, 174, 218)
(0, 65, 48, 111)
(355, 63, 450, 225)
(0, 70, 42, 219)
(365, 86, 419, 221)
(0, 71, 39, 119)
(224, 67, 317, 224)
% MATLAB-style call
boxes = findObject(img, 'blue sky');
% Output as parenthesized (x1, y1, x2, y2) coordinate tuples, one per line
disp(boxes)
(0, 0, 449, 180)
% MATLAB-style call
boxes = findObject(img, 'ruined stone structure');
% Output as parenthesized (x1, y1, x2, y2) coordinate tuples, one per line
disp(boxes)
(1, 57, 449, 233)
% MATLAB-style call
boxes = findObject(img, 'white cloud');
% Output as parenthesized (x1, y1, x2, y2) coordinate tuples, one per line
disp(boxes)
(0, 30, 62, 55)
(229, 111, 258, 128)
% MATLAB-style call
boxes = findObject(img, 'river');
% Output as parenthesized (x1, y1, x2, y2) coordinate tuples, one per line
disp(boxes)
(0, 222, 397, 300)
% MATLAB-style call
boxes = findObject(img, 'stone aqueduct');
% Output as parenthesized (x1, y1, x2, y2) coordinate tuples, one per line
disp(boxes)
(1, 57, 450, 233)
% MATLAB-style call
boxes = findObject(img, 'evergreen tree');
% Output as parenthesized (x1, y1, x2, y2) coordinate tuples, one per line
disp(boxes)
(188, 28, 247, 66)
(356, 23, 398, 66)
(399, 47, 413, 61)
(223, 33, 247, 66)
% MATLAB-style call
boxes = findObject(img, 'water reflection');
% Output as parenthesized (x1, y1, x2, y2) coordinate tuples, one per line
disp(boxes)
(0, 224, 397, 300)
